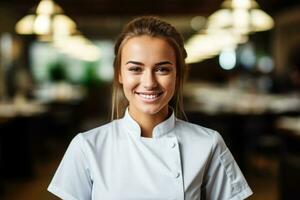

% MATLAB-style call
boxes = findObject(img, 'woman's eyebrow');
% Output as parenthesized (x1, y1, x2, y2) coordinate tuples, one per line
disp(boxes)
(126, 61, 144, 65)
(155, 61, 173, 66)
(125, 60, 173, 66)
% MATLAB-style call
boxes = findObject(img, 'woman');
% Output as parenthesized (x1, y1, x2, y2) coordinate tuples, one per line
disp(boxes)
(48, 16, 253, 200)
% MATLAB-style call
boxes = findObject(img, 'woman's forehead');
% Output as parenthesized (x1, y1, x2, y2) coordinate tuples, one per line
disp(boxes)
(121, 35, 176, 63)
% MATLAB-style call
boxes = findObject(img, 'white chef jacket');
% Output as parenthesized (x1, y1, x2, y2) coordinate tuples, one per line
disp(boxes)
(48, 109, 253, 200)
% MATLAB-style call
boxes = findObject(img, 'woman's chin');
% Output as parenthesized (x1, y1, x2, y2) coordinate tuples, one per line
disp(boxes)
(131, 104, 168, 117)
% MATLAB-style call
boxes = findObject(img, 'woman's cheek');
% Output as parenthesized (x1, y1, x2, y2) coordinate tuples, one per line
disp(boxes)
(123, 76, 139, 91)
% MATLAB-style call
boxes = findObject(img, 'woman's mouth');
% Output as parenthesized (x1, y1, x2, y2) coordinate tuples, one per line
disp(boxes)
(135, 91, 163, 101)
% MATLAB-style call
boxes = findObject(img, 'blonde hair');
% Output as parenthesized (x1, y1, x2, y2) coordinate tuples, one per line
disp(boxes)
(111, 16, 188, 120)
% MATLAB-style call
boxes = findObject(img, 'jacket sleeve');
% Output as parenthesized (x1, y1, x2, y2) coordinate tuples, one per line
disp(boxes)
(202, 132, 253, 200)
(48, 134, 92, 200)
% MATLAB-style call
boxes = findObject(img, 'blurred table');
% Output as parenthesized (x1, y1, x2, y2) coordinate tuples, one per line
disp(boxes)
(184, 82, 300, 115)
(184, 82, 300, 173)
(0, 98, 47, 180)
(0, 97, 47, 120)
(276, 117, 300, 200)
(276, 117, 300, 137)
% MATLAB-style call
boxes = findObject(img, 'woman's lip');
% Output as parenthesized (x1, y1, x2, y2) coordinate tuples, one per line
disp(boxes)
(135, 91, 163, 95)
(135, 91, 163, 102)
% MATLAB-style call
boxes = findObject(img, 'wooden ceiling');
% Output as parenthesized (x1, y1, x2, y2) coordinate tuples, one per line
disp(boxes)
(1, 0, 299, 38)
(5, 0, 299, 17)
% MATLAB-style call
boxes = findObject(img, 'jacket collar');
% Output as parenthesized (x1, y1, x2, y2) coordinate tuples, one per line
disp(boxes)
(121, 107, 176, 139)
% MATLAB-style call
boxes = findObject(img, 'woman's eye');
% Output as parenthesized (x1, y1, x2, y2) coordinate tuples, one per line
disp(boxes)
(128, 67, 142, 72)
(156, 67, 171, 74)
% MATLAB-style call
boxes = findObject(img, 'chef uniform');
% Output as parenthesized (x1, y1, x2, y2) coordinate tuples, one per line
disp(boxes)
(48, 109, 252, 200)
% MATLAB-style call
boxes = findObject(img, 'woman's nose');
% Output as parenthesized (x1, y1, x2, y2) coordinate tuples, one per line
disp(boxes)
(142, 71, 158, 89)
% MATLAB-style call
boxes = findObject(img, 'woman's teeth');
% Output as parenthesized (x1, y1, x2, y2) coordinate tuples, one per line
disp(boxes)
(139, 94, 158, 99)
(136, 92, 161, 99)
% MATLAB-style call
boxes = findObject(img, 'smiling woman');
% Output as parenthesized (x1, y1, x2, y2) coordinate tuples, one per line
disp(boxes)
(112, 16, 188, 122)
(48, 16, 253, 200)
(119, 35, 177, 137)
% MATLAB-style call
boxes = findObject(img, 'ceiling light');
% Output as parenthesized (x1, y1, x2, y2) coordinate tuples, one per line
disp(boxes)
(207, 0, 274, 35)
(15, 0, 77, 40)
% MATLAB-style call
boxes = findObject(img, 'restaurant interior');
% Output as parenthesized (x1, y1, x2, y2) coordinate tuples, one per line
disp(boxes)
(0, 0, 300, 199)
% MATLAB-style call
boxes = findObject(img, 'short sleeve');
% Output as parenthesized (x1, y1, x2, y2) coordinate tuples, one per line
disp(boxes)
(48, 134, 92, 200)
(202, 132, 253, 200)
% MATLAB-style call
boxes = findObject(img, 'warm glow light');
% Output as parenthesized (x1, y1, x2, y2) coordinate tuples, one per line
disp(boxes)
(34, 14, 51, 34)
(207, 0, 274, 35)
(53, 35, 101, 61)
(185, 0, 273, 64)
(36, 0, 62, 15)
(233, 9, 250, 34)
(15, 0, 77, 40)
(207, 9, 231, 30)
(250, 9, 274, 31)
(15, 15, 35, 34)
(185, 30, 245, 64)
(53, 15, 77, 36)
(223, 0, 258, 9)
(232, 0, 252, 9)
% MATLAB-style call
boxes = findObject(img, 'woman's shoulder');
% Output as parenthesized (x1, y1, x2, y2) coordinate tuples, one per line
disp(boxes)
(175, 119, 218, 137)
(175, 119, 225, 148)
(73, 119, 122, 146)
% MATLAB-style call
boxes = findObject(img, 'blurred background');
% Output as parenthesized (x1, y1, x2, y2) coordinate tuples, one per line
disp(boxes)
(0, 0, 300, 199)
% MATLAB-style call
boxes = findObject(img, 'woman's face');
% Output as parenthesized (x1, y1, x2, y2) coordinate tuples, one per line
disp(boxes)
(119, 35, 177, 118)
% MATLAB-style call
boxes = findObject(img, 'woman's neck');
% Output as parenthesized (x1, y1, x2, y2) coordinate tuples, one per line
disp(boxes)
(129, 107, 169, 138)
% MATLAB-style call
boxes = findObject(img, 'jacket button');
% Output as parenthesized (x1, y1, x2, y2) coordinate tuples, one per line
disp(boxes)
(170, 142, 176, 148)
(174, 172, 180, 178)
